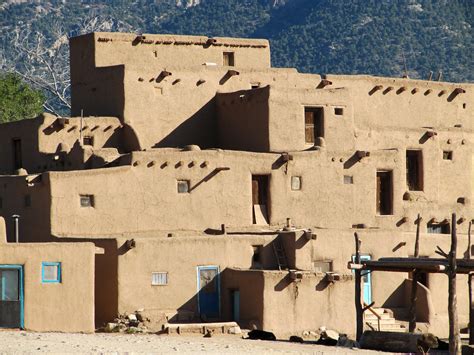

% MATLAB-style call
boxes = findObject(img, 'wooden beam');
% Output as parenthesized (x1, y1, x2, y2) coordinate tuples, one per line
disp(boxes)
(448, 213, 461, 354)
(354, 232, 363, 341)
(468, 221, 474, 345)
(409, 213, 422, 333)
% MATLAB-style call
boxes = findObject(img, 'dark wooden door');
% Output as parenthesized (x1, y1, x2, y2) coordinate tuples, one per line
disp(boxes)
(376, 171, 392, 215)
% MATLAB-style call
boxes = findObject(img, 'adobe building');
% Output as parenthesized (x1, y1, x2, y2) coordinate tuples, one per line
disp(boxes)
(0, 32, 472, 338)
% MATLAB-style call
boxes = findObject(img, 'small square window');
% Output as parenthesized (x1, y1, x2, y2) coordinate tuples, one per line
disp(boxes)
(334, 107, 344, 116)
(291, 176, 302, 191)
(427, 223, 450, 234)
(177, 180, 190, 193)
(83, 136, 94, 146)
(152, 272, 168, 286)
(313, 260, 333, 273)
(443, 151, 453, 160)
(42, 262, 61, 283)
(251, 83, 260, 89)
(344, 175, 354, 184)
(24, 195, 31, 207)
(80, 194, 94, 207)
(223, 52, 235, 66)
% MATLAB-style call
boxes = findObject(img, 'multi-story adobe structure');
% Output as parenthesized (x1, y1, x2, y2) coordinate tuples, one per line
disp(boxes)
(0, 32, 472, 337)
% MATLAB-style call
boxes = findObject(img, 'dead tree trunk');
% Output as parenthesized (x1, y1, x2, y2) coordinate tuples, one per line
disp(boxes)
(409, 214, 421, 333)
(354, 232, 363, 341)
(468, 221, 474, 345)
(449, 213, 461, 354)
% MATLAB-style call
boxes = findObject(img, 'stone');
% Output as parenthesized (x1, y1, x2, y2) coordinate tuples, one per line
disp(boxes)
(127, 314, 138, 322)
(228, 326, 242, 335)
(104, 323, 119, 333)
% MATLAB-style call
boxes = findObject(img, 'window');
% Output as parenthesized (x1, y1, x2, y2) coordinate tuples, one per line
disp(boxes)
(177, 180, 190, 193)
(376, 171, 393, 215)
(443, 151, 453, 160)
(334, 107, 344, 116)
(251, 82, 260, 89)
(0, 197, 3, 209)
(406, 150, 423, 191)
(291, 176, 302, 191)
(223, 52, 235, 66)
(12, 138, 22, 170)
(42, 262, 61, 283)
(344, 175, 354, 184)
(304, 107, 324, 144)
(427, 222, 450, 234)
(80, 194, 94, 207)
(151, 272, 168, 286)
(83, 136, 94, 146)
(313, 260, 332, 273)
(24, 195, 31, 208)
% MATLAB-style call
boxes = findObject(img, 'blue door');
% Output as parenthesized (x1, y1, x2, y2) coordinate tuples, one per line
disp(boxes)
(360, 255, 372, 304)
(352, 255, 372, 305)
(0, 265, 24, 328)
(197, 266, 220, 318)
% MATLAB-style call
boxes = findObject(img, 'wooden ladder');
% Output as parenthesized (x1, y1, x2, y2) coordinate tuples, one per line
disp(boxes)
(272, 239, 288, 270)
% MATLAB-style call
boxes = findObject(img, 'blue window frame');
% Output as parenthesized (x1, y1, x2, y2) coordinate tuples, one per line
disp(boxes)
(41, 262, 61, 283)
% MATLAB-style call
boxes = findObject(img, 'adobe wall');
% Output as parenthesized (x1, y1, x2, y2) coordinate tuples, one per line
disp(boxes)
(70, 32, 271, 74)
(0, 216, 5, 243)
(0, 174, 52, 243)
(0, 242, 95, 332)
(47, 149, 353, 237)
(114, 234, 276, 328)
(217, 86, 270, 152)
(0, 113, 123, 175)
(261, 271, 355, 338)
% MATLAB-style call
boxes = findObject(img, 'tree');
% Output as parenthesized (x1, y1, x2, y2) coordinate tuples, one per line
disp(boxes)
(0, 73, 44, 123)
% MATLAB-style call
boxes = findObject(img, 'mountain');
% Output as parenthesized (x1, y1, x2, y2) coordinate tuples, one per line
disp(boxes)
(0, 0, 472, 114)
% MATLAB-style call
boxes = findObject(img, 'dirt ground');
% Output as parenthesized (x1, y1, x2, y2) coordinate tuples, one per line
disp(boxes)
(0, 330, 386, 354)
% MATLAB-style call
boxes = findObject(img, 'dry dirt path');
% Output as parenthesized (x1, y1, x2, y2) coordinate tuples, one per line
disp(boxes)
(0, 330, 387, 354)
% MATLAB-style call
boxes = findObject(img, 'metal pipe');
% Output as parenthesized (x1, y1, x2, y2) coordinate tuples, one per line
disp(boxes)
(12, 214, 20, 243)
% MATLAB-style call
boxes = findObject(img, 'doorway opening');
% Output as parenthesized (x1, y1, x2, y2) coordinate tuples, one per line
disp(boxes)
(376, 170, 393, 215)
(252, 175, 269, 224)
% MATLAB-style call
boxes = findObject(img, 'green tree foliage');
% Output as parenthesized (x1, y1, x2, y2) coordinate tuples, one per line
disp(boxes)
(0, 73, 44, 123)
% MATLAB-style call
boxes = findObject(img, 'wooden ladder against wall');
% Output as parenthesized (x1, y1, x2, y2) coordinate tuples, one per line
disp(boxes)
(272, 238, 288, 271)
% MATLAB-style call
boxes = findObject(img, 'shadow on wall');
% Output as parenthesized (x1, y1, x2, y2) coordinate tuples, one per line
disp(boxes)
(57, 237, 119, 328)
(152, 98, 217, 149)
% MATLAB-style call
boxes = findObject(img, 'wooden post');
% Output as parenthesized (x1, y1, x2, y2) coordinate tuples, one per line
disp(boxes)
(468, 221, 474, 345)
(448, 213, 461, 354)
(354, 232, 363, 341)
(409, 213, 421, 332)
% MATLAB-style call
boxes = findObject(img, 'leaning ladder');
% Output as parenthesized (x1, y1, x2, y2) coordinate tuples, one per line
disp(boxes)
(272, 239, 288, 270)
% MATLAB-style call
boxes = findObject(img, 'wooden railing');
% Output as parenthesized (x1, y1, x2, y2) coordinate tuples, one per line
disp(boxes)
(364, 302, 381, 331)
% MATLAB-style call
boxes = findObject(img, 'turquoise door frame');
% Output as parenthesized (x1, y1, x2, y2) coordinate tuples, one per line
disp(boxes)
(0, 265, 24, 329)
(196, 265, 220, 318)
(352, 254, 372, 305)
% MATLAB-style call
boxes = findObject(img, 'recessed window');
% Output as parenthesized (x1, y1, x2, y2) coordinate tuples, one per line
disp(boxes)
(177, 180, 190, 193)
(223, 52, 235, 66)
(376, 170, 393, 215)
(251, 82, 260, 89)
(42, 262, 61, 283)
(83, 136, 94, 146)
(80, 194, 94, 207)
(151, 272, 168, 286)
(344, 175, 354, 184)
(304, 107, 324, 144)
(334, 107, 344, 116)
(427, 222, 450, 234)
(24, 195, 31, 208)
(406, 150, 423, 191)
(291, 176, 302, 191)
(443, 151, 453, 160)
(313, 260, 333, 273)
